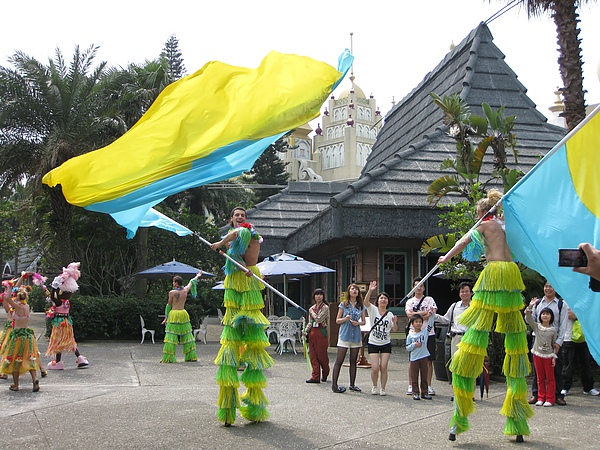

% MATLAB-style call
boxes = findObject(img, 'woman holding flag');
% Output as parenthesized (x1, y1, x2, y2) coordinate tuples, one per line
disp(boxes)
(438, 189, 533, 443)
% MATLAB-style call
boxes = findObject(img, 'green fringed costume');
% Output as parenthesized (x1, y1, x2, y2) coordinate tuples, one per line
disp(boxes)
(450, 254, 534, 437)
(161, 309, 198, 363)
(215, 227, 274, 425)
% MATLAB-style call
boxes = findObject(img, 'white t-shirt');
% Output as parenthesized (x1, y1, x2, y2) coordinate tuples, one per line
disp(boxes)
(405, 295, 437, 336)
(366, 304, 394, 346)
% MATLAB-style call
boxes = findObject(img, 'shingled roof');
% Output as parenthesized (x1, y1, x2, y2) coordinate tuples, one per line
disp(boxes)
(247, 22, 565, 257)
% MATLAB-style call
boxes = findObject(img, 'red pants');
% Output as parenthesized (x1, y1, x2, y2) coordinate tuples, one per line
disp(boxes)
(308, 327, 330, 381)
(533, 355, 556, 404)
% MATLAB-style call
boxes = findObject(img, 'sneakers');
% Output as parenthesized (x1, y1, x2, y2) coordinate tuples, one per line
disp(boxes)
(371, 386, 379, 395)
(543, 402, 554, 407)
(556, 398, 567, 406)
(349, 385, 361, 392)
(413, 394, 420, 400)
(535, 400, 543, 406)
(428, 386, 436, 395)
(406, 385, 413, 395)
(561, 389, 569, 396)
(584, 388, 600, 396)
(380, 388, 386, 396)
(421, 394, 433, 400)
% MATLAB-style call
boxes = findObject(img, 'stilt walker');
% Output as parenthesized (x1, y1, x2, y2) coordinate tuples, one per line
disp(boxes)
(438, 190, 533, 443)
(211, 213, 273, 426)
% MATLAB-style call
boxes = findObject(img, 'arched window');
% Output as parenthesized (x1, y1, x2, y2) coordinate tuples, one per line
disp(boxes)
(357, 107, 364, 120)
(365, 108, 372, 121)
(334, 109, 341, 121)
(335, 126, 342, 138)
(327, 128, 333, 139)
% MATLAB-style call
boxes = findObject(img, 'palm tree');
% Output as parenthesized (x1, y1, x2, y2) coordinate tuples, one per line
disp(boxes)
(493, 0, 594, 130)
(0, 45, 122, 269)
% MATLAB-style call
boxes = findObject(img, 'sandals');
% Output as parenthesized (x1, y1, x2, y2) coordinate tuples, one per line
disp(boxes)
(9, 384, 18, 391)
(0, 374, 7, 380)
(32, 379, 40, 392)
(41, 370, 48, 378)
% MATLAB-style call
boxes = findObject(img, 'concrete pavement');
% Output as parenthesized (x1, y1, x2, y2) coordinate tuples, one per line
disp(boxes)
(0, 312, 598, 449)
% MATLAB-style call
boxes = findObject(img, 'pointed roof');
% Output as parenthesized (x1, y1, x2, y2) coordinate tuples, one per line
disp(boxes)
(247, 22, 565, 256)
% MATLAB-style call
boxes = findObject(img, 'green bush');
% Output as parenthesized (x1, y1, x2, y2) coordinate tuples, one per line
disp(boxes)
(46, 289, 216, 341)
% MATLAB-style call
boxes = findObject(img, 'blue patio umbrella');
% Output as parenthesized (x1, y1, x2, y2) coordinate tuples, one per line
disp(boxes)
(134, 260, 216, 279)
(257, 252, 335, 315)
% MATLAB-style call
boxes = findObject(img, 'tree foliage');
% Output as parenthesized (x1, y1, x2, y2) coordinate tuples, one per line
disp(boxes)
(492, 0, 592, 130)
(160, 34, 186, 81)
(244, 135, 290, 204)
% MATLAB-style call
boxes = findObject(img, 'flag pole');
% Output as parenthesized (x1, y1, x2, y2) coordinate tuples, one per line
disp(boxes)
(193, 232, 307, 313)
(398, 205, 500, 307)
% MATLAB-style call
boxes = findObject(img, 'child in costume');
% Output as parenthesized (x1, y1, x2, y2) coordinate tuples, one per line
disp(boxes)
(1, 274, 48, 379)
(46, 262, 89, 370)
(160, 273, 200, 363)
(0, 284, 42, 392)
(438, 189, 533, 443)
(211, 208, 273, 426)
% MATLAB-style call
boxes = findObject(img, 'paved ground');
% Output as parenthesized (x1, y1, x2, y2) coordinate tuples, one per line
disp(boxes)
(0, 312, 598, 449)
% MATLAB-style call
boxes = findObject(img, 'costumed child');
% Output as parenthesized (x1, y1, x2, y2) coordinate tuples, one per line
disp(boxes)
(211, 210, 273, 426)
(46, 262, 89, 370)
(1, 273, 48, 379)
(0, 284, 42, 392)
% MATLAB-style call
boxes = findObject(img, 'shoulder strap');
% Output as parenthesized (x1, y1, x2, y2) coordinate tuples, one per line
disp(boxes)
(366, 310, 390, 337)
(449, 301, 459, 323)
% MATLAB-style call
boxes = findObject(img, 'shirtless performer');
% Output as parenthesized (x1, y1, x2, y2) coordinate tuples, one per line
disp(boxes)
(211, 207, 273, 426)
(160, 272, 201, 363)
(438, 189, 532, 443)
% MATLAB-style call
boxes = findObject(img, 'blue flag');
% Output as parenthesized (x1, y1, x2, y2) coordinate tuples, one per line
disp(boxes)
(503, 106, 600, 363)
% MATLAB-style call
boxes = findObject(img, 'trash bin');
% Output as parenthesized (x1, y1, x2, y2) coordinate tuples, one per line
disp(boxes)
(433, 324, 450, 381)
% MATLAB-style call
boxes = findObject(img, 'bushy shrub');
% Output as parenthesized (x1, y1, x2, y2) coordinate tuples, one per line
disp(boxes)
(47, 288, 217, 341)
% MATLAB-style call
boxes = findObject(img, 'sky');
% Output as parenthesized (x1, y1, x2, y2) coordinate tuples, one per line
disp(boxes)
(2, 1, 599, 125)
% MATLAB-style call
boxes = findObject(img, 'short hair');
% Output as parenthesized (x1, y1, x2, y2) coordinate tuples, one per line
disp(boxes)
(377, 292, 390, 306)
(458, 281, 473, 291)
(539, 307, 555, 325)
(173, 276, 183, 286)
(312, 288, 328, 305)
(409, 314, 423, 325)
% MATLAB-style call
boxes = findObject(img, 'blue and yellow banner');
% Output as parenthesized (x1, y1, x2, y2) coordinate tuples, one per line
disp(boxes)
(503, 106, 600, 363)
(43, 50, 353, 237)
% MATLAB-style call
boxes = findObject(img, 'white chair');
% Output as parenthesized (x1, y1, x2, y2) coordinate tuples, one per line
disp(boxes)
(193, 316, 208, 344)
(266, 315, 280, 344)
(140, 315, 155, 344)
(277, 320, 298, 355)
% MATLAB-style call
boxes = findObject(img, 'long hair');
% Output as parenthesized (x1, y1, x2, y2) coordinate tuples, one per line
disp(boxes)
(343, 283, 363, 309)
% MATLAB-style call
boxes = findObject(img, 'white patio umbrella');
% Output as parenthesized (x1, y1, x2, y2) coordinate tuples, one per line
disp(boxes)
(257, 251, 335, 316)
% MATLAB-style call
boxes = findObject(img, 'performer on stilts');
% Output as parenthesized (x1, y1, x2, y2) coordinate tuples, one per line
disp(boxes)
(438, 189, 533, 443)
(211, 207, 273, 426)
(46, 262, 89, 370)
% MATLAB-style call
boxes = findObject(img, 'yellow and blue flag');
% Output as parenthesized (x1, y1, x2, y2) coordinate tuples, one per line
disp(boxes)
(43, 50, 353, 237)
(503, 106, 600, 363)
